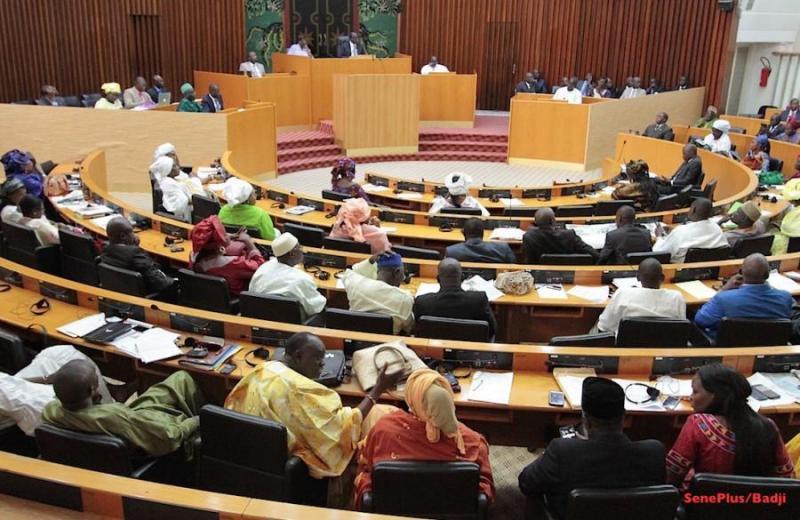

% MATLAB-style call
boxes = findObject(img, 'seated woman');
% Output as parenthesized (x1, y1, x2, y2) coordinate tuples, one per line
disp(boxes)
(331, 157, 368, 201)
(666, 364, 794, 491)
(330, 197, 391, 254)
(177, 83, 203, 113)
(0, 178, 26, 223)
(218, 178, 277, 240)
(94, 83, 123, 110)
(612, 160, 659, 211)
(429, 172, 489, 216)
(152, 156, 206, 222)
(742, 134, 771, 173)
(17, 194, 60, 246)
(189, 215, 265, 295)
(354, 368, 495, 508)
(1, 149, 44, 200)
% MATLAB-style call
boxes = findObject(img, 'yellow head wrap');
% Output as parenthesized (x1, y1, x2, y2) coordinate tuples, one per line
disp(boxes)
(404, 369, 465, 455)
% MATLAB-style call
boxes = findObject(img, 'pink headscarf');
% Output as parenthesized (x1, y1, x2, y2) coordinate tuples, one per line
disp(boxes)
(334, 198, 372, 242)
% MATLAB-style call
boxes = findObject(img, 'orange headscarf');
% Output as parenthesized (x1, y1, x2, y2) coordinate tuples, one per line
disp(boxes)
(404, 369, 465, 455)
(334, 197, 371, 242)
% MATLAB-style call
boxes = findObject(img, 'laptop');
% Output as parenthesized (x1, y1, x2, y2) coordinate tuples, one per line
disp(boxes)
(157, 92, 171, 105)
(83, 321, 133, 344)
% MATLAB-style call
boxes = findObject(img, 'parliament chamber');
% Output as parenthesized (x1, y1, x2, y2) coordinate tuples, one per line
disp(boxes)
(1, 1, 800, 519)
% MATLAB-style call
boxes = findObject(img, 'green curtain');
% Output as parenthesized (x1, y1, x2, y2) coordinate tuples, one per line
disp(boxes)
(358, 0, 401, 58)
(245, 0, 285, 72)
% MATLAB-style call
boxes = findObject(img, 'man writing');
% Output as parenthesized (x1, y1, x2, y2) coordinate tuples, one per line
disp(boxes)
(598, 206, 652, 265)
(642, 112, 675, 141)
(445, 217, 517, 264)
(123, 77, 154, 110)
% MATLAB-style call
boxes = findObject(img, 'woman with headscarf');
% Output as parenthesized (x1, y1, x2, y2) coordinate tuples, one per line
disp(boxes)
(330, 197, 391, 254)
(702, 119, 732, 155)
(742, 134, 771, 172)
(354, 368, 495, 508)
(330, 157, 368, 201)
(428, 172, 489, 216)
(0, 177, 26, 224)
(189, 215, 265, 295)
(218, 178, 277, 240)
(612, 160, 659, 211)
(177, 83, 203, 113)
(94, 83, 123, 110)
(152, 156, 196, 222)
(1, 149, 44, 200)
(770, 179, 800, 255)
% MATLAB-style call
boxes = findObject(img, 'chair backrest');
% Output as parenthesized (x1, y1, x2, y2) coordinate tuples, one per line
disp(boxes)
(321, 189, 350, 202)
(539, 254, 595, 265)
(548, 332, 616, 346)
(152, 185, 164, 212)
(685, 473, 800, 520)
(768, 157, 784, 173)
(367, 461, 486, 520)
(675, 184, 695, 206)
(191, 194, 221, 223)
(715, 318, 792, 347)
(503, 207, 537, 217)
(788, 236, 800, 253)
(0, 328, 34, 374)
(323, 236, 371, 254)
(97, 263, 149, 297)
(325, 308, 393, 334)
(59, 229, 99, 286)
(178, 268, 235, 313)
(240, 291, 303, 324)
(594, 200, 635, 216)
(732, 234, 774, 258)
(35, 424, 133, 476)
(684, 246, 732, 263)
(616, 318, 691, 347)
(2, 221, 40, 266)
(222, 224, 261, 239)
(652, 193, 680, 212)
(695, 172, 706, 188)
(62, 95, 82, 107)
(284, 223, 324, 248)
(391, 244, 441, 260)
(703, 178, 718, 201)
(416, 316, 490, 342)
(440, 207, 482, 216)
(564, 485, 679, 520)
(625, 251, 671, 265)
(81, 93, 102, 107)
(555, 205, 594, 217)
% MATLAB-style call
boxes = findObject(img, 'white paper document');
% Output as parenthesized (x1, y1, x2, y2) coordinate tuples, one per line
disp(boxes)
(74, 204, 114, 218)
(285, 205, 315, 215)
(567, 285, 610, 303)
(611, 277, 641, 290)
(414, 282, 440, 297)
(675, 280, 717, 300)
(489, 227, 524, 241)
(362, 183, 390, 193)
(468, 371, 514, 405)
(461, 275, 504, 301)
(57, 313, 108, 338)
(536, 284, 567, 299)
(91, 214, 122, 231)
(499, 198, 523, 208)
(135, 328, 182, 364)
(768, 272, 800, 293)
(395, 192, 423, 200)
(51, 190, 85, 207)
(746, 372, 798, 410)
(554, 374, 589, 408)
(579, 233, 606, 250)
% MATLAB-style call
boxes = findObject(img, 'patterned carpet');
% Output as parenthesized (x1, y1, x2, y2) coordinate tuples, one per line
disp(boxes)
(488, 445, 542, 519)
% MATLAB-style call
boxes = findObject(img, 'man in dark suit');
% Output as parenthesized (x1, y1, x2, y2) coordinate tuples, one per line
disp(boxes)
(519, 377, 665, 520)
(779, 98, 799, 122)
(147, 74, 170, 104)
(598, 206, 652, 264)
(659, 143, 702, 194)
(412, 258, 497, 338)
(522, 208, 599, 264)
(642, 112, 675, 141)
(336, 32, 366, 58)
(35, 85, 61, 106)
(515, 70, 547, 94)
(201, 83, 224, 113)
(445, 218, 517, 264)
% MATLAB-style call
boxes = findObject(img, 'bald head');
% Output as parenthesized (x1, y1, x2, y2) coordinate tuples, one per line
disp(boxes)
(107, 217, 137, 246)
(52, 359, 99, 412)
(637, 258, 664, 289)
(741, 253, 769, 285)
(535, 207, 555, 227)
(438, 258, 462, 288)
(688, 197, 712, 222)
(615, 205, 636, 227)
(683, 143, 698, 161)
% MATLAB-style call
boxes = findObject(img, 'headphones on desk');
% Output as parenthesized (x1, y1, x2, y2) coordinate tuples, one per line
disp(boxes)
(304, 264, 331, 281)
(624, 382, 661, 405)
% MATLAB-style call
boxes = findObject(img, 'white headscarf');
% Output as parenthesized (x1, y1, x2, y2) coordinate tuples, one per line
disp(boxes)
(712, 119, 731, 134)
(149, 156, 174, 183)
(222, 178, 254, 207)
(153, 143, 176, 161)
(445, 172, 472, 196)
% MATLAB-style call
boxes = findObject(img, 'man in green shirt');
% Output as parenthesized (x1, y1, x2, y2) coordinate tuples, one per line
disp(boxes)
(42, 360, 204, 458)
(177, 83, 203, 113)
(693, 105, 719, 129)
(218, 178, 277, 240)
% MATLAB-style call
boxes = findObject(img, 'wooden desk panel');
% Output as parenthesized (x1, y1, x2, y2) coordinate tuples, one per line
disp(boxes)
(420, 73, 477, 126)
(224, 103, 278, 180)
(245, 74, 312, 128)
(271, 53, 313, 76)
(508, 99, 590, 166)
(194, 70, 249, 109)
(724, 115, 768, 135)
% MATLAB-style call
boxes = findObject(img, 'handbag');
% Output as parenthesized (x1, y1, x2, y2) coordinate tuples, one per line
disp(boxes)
(44, 174, 70, 197)
(351, 340, 426, 391)
(494, 270, 534, 295)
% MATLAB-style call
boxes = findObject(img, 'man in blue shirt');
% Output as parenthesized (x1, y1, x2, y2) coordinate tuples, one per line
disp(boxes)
(694, 253, 793, 340)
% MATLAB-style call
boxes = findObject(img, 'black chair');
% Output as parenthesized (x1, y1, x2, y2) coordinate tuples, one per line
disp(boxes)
(239, 291, 321, 325)
(694, 172, 706, 189)
(361, 461, 488, 520)
(197, 405, 326, 504)
(324, 308, 393, 334)
(97, 263, 158, 299)
(549, 332, 616, 346)
(555, 205, 594, 218)
(323, 236, 371, 254)
(702, 178, 718, 202)
(81, 93, 102, 108)
(768, 157, 784, 172)
(503, 207, 538, 217)
(653, 193, 681, 212)
(222, 224, 261, 239)
(440, 207, 482, 216)
(557, 485, 679, 520)
(1, 221, 60, 274)
(616, 318, 691, 347)
(178, 268, 238, 314)
(732, 234, 774, 258)
(152, 185, 164, 213)
(0, 328, 35, 375)
(539, 254, 595, 265)
(675, 184, 695, 207)
(715, 318, 791, 347)
(35, 424, 158, 478)
(39, 160, 57, 176)
(59, 229, 99, 286)
(284, 223, 324, 248)
(788, 236, 800, 253)
(684, 246, 732, 263)
(191, 194, 221, 224)
(594, 200, 635, 216)
(416, 316, 490, 342)
(392, 244, 441, 260)
(625, 251, 671, 265)
(684, 473, 800, 520)
(62, 95, 82, 107)
(321, 189, 350, 202)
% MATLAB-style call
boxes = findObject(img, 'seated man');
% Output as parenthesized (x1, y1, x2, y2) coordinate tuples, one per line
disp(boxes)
(702, 119, 732, 155)
(515, 71, 547, 94)
(123, 77, 154, 109)
(596, 259, 686, 335)
(780, 98, 800, 123)
(765, 113, 785, 139)
(519, 377, 665, 520)
(201, 83, 224, 113)
(693, 105, 719, 129)
(413, 258, 497, 338)
(341, 252, 414, 334)
(218, 178, 276, 240)
(445, 217, 516, 264)
(552, 77, 582, 104)
(43, 362, 204, 457)
(523, 208, 599, 264)
(17, 194, 59, 246)
(659, 143, 703, 194)
(777, 120, 800, 145)
(336, 32, 365, 57)
(248, 232, 326, 320)
(99, 217, 176, 298)
(653, 198, 728, 263)
(720, 201, 769, 248)
(598, 205, 652, 265)
(420, 56, 449, 75)
(147, 74, 169, 104)
(619, 76, 646, 99)
(355, 369, 495, 509)
(287, 37, 313, 57)
(428, 172, 489, 216)
(35, 85, 61, 107)
(0, 345, 112, 436)
(642, 112, 675, 141)
(694, 253, 793, 341)
(239, 51, 265, 77)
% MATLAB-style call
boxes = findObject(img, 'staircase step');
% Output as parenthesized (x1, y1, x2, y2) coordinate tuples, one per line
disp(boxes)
(419, 132, 507, 144)
(277, 131, 334, 151)
(415, 150, 507, 162)
(419, 140, 507, 153)
(278, 154, 345, 175)
(278, 144, 343, 162)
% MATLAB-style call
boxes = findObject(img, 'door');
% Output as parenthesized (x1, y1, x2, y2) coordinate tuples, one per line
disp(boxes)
(480, 22, 518, 111)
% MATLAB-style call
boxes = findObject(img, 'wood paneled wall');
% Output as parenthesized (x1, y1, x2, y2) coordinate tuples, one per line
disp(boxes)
(0, 0, 245, 103)
(399, 0, 737, 110)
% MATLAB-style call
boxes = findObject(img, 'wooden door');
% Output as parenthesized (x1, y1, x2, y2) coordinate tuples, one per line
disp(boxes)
(480, 21, 518, 111)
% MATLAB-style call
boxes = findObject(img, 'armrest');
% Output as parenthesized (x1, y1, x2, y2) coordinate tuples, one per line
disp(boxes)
(303, 312, 326, 327)
(230, 298, 240, 315)
(130, 457, 161, 480)
(477, 493, 489, 520)
(361, 491, 374, 512)
(285, 455, 327, 506)
(689, 323, 714, 347)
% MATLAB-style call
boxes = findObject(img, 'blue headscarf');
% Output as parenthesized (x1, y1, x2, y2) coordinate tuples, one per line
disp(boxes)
(1, 149, 43, 198)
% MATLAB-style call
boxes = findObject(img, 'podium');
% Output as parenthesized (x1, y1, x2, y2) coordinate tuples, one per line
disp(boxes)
(332, 74, 420, 157)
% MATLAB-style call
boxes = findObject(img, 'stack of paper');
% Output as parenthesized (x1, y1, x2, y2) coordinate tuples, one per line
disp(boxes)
(499, 198, 523, 208)
(611, 277, 641, 290)
(285, 205, 315, 215)
(536, 284, 567, 299)
(74, 204, 114, 218)
(91, 214, 122, 230)
(362, 183, 390, 193)
(135, 328, 182, 364)
(461, 275, 504, 301)
(396, 192, 423, 200)
(57, 313, 108, 338)
(747, 372, 798, 411)
(567, 285, 610, 303)
(675, 280, 718, 300)
(768, 272, 800, 293)
(489, 227, 524, 241)
(414, 283, 441, 297)
(51, 190, 85, 207)
(553, 368, 597, 409)
(467, 371, 514, 405)
(760, 372, 800, 401)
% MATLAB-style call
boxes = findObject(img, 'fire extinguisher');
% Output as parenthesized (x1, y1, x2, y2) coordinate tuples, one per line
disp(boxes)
(760, 57, 772, 88)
